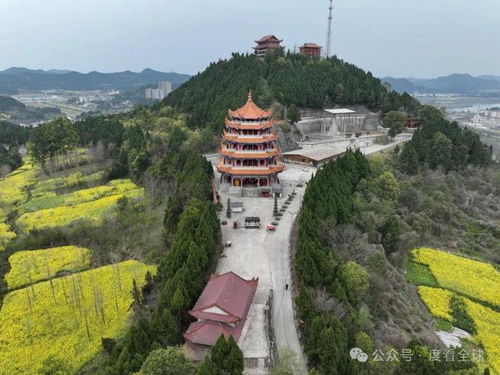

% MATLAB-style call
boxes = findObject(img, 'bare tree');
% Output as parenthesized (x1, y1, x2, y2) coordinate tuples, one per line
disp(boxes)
(327, 224, 366, 262)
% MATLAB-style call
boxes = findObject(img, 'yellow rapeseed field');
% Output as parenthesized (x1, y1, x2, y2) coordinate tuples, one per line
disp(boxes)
(23, 179, 138, 213)
(464, 299, 500, 374)
(418, 286, 499, 374)
(5, 246, 91, 289)
(0, 260, 156, 375)
(0, 163, 38, 208)
(412, 247, 500, 306)
(16, 188, 143, 232)
(32, 171, 105, 197)
(0, 223, 16, 252)
(417, 286, 454, 321)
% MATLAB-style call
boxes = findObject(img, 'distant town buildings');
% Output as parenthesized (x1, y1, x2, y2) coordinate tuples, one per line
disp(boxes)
(254, 35, 283, 58)
(145, 81, 173, 100)
(299, 43, 322, 57)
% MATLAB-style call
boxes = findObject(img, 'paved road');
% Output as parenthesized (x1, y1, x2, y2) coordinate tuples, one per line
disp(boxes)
(216, 164, 312, 375)
(211, 136, 411, 374)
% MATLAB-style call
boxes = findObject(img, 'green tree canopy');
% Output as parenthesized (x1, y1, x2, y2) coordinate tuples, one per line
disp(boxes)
(29, 118, 79, 164)
(140, 348, 195, 375)
(383, 111, 406, 138)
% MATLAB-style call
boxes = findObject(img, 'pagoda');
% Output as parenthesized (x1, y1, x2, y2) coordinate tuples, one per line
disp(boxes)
(217, 92, 284, 197)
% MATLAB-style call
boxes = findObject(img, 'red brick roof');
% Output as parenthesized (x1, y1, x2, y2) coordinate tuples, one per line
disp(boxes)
(189, 271, 258, 323)
(228, 92, 272, 120)
(184, 320, 234, 346)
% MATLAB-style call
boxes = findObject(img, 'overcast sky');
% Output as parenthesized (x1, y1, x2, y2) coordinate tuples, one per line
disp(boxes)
(1, 0, 499, 78)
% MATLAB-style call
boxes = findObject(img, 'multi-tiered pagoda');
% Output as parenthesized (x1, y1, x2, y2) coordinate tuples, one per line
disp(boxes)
(217, 92, 284, 197)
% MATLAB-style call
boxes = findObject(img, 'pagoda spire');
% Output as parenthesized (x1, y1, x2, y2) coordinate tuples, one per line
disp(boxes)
(248, 90, 253, 102)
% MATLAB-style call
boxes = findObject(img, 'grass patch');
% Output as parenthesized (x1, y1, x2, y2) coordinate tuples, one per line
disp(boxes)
(405, 260, 438, 287)
(434, 317, 453, 331)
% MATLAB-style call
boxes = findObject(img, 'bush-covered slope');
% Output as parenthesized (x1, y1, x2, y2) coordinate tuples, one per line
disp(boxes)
(164, 53, 419, 130)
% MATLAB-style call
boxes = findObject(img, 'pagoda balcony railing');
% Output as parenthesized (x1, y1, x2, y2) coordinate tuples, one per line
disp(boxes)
(221, 148, 278, 154)
(221, 165, 279, 170)
(225, 134, 273, 138)
(227, 120, 272, 125)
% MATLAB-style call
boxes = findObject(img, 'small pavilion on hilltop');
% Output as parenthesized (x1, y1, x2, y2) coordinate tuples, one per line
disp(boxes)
(254, 35, 283, 58)
(217, 92, 284, 197)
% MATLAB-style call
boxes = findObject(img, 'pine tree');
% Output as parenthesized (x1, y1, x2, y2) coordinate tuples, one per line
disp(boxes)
(273, 194, 279, 216)
(131, 279, 143, 308)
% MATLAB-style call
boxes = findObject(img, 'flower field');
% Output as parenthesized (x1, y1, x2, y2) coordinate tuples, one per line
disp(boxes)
(0, 260, 156, 374)
(410, 248, 500, 374)
(0, 163, 37, 208)
(0, 223, 16, 252)
(417, 286, 454, 321)
(412, 247, 500, 306)
(32, 171, 105, 197)
(16, 186, 143, 232)
(464, 299, 500, 374)
(5, 246, 91, 289)
(23, 179, 139, 213)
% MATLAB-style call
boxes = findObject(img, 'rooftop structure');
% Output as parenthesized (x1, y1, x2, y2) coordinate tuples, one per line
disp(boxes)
(184, 272, 258, 361)
(299, 43, 322, 57)
(254, 35, 283, 58)
(217, 92, 284, 197)
(283, 146, 346, 167)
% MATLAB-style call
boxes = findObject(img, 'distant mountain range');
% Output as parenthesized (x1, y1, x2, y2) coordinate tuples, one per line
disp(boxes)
(0, 67, 190, 94)
(383, 74, 500, 95)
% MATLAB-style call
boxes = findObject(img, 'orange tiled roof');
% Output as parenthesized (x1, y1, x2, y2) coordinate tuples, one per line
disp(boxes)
(222, 131, 277, 144)
(216, 162, 285, 176)
(228, 92, 272, 120)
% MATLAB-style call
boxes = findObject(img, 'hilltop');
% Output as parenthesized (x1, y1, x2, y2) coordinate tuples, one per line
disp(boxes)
(164, 52, 419, 131)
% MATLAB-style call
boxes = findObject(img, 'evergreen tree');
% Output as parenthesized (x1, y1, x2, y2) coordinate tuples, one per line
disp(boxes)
(287, 104, 301, 124)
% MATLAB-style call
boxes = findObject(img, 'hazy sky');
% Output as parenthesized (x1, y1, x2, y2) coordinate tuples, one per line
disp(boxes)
(1, 0, 499, 78)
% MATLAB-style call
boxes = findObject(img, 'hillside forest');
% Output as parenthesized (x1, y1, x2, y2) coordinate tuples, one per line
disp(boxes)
(0, 52, 498, 375)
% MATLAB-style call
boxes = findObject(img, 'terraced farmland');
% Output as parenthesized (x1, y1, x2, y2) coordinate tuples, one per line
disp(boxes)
(5, 246, 91, 289)
(408, 248, 500, 374)
(0, 260, 155, 375)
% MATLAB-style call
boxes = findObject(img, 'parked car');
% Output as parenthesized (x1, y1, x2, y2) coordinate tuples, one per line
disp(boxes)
(267, 225, 276, 231)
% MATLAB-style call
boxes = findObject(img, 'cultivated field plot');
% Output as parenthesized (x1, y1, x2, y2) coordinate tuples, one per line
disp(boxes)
(0, 223, 16, 252)
(5, 246, 91, 289)
(16, 182, 143, 232)
(0, 260, 155, 375)
(412, 247, 500, 306)
(22, 178, 139, 213)
(0, 163, 37, 208)
(409, 248, 500, 374)
(31, 171, 105, 197)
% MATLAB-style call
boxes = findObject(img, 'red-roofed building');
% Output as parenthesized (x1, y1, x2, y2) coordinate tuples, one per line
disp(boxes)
(183, 272, 258, 361)
(299, 43, 322, 57)
(254, 35, 283, 58)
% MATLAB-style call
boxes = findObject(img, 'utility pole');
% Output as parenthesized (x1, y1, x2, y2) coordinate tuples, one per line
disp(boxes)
(325, 0, 334, 58)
